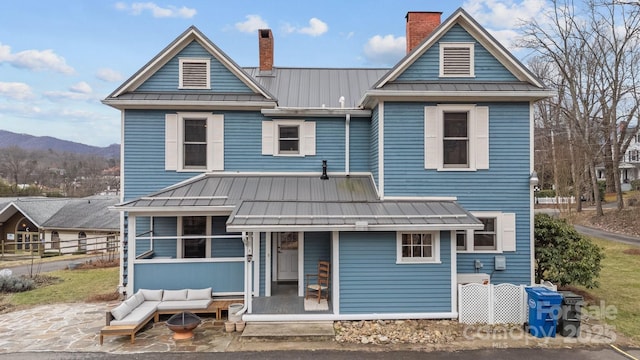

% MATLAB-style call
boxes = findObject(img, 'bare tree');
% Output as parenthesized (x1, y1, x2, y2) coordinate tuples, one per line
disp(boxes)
(0, 146, 38, 193)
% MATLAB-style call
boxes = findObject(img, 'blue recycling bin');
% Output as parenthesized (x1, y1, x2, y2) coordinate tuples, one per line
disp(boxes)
(525, 287, 563, 338)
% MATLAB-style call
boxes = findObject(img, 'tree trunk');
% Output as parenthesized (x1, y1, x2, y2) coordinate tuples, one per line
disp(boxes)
(590, 161, 604, 216)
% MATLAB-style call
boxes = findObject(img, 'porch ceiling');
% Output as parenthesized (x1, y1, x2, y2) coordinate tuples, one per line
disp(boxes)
(226, 200, 483, 232)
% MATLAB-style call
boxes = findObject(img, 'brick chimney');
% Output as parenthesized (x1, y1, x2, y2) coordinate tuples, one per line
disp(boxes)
(258, 29, 273, 72)
(406, 11, 442, 53)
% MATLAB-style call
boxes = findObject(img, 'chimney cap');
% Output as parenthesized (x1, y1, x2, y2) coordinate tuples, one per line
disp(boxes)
(406, 11, 443, 19)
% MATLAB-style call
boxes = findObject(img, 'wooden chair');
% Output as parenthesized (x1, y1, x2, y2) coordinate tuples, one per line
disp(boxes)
(305, 260, 330, 303)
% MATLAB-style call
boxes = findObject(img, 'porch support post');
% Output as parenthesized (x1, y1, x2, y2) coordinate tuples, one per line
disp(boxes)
(331, 230, 340, 315)
(450, 230, 457, 315)
(127, 214, 136, 297)
(265, 232, 271, 296)
(297, 231, 304, 297)
(250, 231, 259, 313)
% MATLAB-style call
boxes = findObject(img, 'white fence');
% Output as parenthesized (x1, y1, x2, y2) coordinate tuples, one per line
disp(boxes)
(535, 196, 575, 204)
(458, 283, 527, 324)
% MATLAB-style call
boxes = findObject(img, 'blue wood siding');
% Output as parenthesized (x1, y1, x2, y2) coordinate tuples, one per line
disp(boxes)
(339, 231, 452, 314)
(382, 101, 531, 284)
(211, 216, 243, 258)
(136, 41, 252, 93)
(397, 24, 518, 82)
(133, 261, 244, 293)
(303, 232, 331, 288)
(349, 117, 370, 172)
(228, 116, 346, 172)
(370, 106, 379, 187)
(152, 216, 178, 258)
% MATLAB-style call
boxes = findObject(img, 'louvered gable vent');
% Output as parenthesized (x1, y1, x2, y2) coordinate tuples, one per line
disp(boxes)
(179, 58, 210, 89)
(440, 43, 474, 77)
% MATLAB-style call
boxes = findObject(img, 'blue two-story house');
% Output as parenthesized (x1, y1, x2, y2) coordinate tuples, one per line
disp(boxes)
(104, 8, 552, 322)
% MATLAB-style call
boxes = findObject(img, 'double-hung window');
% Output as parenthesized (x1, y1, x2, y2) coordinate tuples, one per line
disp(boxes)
(397, 232, 440, 263)
(424, 104, 489, 171)
(165, 112, 224, 171)
(262, 119, 316, 156)
(456, 212, 516, 253)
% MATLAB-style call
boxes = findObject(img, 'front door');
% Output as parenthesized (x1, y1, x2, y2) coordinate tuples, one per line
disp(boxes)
(276, 232, 298, 281)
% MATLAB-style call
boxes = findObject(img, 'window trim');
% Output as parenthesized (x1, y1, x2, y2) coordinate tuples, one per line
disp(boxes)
(272, 119, 306, 157)
(278, 124, 301, 155)
(182, 118, 207, 169)
(427, 104, 479, 171)
(179, 58, 211, 89)
(396, 231, 441, 264)
(177, 216, 212, 259)
(457, 211, 503, 254)
(439, 42, 475, 78)
(174, 112, 223, 172)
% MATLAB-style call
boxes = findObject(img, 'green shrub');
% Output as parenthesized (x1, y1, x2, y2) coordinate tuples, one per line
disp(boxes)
(0, 275, 35, 293)
(630, 179, 640, 191)
(534, 213, 604, 288)
(536, 189, 556, 198)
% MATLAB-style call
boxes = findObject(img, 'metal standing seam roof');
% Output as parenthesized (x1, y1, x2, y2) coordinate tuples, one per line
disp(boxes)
(227, 200, 483, 232)
(380, 82, 546, 92)
(243, 67, 389, 108)
(110, 92, 273, 103)
(116, 174, 380, 211)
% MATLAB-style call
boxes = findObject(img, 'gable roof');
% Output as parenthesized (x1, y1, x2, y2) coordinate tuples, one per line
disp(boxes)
(0, 196, 118, 231)
(374, 8, 545, 89)
(104, 26, 276, 106)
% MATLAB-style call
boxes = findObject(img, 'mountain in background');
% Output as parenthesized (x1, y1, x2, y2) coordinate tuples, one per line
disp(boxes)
(0, 130, 120, 159)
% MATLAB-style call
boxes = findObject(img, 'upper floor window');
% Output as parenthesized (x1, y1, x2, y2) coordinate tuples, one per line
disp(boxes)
(165, 112, 224, 172)
(425, 105, 489, 171)
(262, 119, 316, 157)
(439, 43, 475, 78)
(396, 232, 440, 264)
(184, 118, 207, 168)
(179, 58, 210, 89)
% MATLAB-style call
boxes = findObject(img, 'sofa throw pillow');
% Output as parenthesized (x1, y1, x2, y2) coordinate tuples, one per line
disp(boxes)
(133, 292, 145, 306)
(162, 289, 188, 301)
(187, 288, 212, 300)
(140, 289, 163, 301)
(124, 295, 140, 310)
(111, 302, 132, 321)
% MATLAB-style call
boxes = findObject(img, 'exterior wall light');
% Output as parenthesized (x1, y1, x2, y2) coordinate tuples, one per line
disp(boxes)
(529, 171, 539, 186)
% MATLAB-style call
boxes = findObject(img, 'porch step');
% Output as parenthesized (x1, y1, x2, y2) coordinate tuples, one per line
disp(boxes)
(241, 321, 335, 340)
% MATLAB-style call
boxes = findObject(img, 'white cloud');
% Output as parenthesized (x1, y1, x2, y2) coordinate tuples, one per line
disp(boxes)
(298, 18, 328, 37)
(70, 81, 92, 94)
(235, 15, 269, 33)
(44, 82, 94, 101)
(283, 18, 329, 37)
(116, 2, 196, 18)
(0, 42, 74, 74)
(0, 82, 34, 100)
(96, 68, 124, 82)
(463, 0, 548, 49)
(363, 34, 406, 65)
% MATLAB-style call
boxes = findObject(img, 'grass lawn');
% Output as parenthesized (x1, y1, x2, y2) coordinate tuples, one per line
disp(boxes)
(576, 238, 640, 344)
(2, 267, 119, 306)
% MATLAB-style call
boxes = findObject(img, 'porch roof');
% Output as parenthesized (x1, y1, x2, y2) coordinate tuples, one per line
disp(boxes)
(115, 174, 380, 212)
(226, 200, 483, 232)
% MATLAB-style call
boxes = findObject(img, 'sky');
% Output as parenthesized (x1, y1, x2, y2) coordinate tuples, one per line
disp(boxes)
(0, 0, 549, 147)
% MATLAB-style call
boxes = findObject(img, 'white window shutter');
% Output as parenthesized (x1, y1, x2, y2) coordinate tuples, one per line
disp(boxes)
(208, 114, 224, 171)
(475, 106, 489, 169)
(262, 121, 274, 155)
(502, 213, 516, 251)
(165, 114, 178, 170)
(424, 106, 438, 169)
(302, 121, 316, 156)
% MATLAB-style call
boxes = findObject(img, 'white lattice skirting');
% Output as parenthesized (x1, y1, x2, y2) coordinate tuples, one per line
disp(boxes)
(458, 283, 527, 324)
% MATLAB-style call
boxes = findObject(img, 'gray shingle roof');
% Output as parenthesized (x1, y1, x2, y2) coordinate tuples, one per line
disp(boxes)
(0, 198, 71, 226)
(42, 196, 119, 231)
(244, 67, 389, 108)
(227, 200, 482, 231)
(117, 174, 379, 210)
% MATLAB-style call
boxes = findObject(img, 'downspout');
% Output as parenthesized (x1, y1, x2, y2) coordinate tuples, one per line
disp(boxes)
(345, 113, 351, 175)
(237, 231, 251, 319)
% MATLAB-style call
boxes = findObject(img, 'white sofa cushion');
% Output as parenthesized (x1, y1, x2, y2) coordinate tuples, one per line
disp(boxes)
(156, 299, 212, 311)
(110, 302, 132, 321)
(140, 289, 163, 301)
(110, 303, 156, 326)
(162, 289, 188, 301)
(187, 288, 212, 301)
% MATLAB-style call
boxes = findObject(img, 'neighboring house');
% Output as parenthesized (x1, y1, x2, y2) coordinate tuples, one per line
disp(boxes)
(0, 196, 119, 255)
(104, 8, 552, 322)
(596, 132, 640, 189)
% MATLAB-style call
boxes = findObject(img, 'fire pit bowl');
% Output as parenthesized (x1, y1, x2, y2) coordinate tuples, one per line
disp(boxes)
(166, 311, 202, 340)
